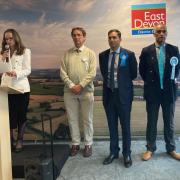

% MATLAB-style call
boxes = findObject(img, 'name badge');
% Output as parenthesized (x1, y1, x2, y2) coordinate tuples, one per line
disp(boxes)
(81, 58, 89, 71)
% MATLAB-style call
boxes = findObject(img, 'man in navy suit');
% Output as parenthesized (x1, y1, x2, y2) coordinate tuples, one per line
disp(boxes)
(99, 29, 137, 167)
(139, 24, 180, 161)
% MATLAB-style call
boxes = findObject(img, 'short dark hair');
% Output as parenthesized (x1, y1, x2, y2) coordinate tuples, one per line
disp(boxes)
(71, 27, 86, 37)
(108, 29, 121, 38)
(1, 28, 25, 55)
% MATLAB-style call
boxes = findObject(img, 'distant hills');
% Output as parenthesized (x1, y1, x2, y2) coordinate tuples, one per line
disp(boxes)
(30, 68, 180, 81)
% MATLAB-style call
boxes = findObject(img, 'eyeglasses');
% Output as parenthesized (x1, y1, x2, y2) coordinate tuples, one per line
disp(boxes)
(155, 30, 167, 34)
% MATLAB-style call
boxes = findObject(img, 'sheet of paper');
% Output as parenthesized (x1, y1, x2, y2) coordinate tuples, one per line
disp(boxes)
(0, 61, 11, 73)
(0, 85, 24, 94)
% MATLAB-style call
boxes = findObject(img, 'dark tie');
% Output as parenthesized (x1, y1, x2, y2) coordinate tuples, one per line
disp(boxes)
(109, 52, 116, 91)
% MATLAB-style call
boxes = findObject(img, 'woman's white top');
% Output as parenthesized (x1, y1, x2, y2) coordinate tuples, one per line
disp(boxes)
(1, 48, 31, 93)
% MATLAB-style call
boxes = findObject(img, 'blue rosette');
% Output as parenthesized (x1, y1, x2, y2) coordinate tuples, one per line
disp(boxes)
(170, 56, 178, 80)
(119, 51, 128, 66)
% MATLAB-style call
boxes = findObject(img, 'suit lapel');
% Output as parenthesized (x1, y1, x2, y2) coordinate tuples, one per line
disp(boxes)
(118, 47, 123, 68)
(151, 44, 159, 75)
(104, 49, 110, 77)
(164, 44, 170, 76)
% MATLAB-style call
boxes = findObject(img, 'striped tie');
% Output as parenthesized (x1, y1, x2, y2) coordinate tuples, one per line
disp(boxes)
(109, 52, 116, 91)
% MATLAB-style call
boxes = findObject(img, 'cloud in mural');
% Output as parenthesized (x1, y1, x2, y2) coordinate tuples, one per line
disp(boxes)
(59, 0, 96, 12)
(0, 0, 180, 69)
(0, 0, 34, 10)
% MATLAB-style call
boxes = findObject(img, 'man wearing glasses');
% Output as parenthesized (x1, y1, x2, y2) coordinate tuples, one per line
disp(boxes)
(139, 24, 180, 161)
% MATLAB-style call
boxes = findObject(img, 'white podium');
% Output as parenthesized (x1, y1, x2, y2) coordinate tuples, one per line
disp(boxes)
(0, 86, 23, 180)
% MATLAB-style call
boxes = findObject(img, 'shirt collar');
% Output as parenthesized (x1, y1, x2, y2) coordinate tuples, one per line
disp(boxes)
(110, 47, 120, 54)
(73, 45, 85, 52)
(155, 42, 166, 48)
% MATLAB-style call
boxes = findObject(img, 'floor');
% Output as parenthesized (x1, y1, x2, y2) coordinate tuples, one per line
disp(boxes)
(58, 139, 180, 180)
(13, 138, 180, 180)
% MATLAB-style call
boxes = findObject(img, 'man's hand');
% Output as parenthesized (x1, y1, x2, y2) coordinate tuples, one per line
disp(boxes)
(70, 84, 83, 94)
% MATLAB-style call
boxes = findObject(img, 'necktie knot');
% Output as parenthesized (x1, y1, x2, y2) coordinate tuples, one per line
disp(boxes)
(112, 51, 116, 55)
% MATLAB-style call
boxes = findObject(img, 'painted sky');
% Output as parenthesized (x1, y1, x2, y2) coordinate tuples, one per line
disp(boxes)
(0, 0, 180, 69)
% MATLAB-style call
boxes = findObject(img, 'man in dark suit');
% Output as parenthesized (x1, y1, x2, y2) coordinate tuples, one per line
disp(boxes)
(99, 29, 137, 167)
(139, 24, 180, 161)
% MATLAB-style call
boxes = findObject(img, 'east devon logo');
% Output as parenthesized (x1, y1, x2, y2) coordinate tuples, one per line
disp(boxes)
(131, 3, 166, 35)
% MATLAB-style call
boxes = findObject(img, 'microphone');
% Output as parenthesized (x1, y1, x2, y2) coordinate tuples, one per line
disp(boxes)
(5, 44, 10, 62)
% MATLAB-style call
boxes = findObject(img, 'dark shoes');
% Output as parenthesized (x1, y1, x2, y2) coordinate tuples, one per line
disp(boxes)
(11, 137, 24, 153)
(103, 154, 119, 165)
(123, 155, 132, 168)
(83, 145, 92, 157)
(70, 145, 80, 156)
(103, 154, 132, 168)
(70, 145, 92, 157)
(15, 139, 23, 153)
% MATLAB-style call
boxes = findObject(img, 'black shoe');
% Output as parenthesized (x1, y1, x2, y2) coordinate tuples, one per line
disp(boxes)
(123, 155, 132, 168)
(103, 154, 119, 165)
(15, 139, 24, 153)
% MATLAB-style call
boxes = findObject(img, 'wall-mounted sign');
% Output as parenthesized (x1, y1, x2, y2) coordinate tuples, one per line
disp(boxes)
(131, 3, 166, 35)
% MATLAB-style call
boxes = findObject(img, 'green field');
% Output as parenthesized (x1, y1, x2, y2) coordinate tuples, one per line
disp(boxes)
(93, 100, 180, 136)
(24, 82, 180, 139)
(30, 82, 64, 95)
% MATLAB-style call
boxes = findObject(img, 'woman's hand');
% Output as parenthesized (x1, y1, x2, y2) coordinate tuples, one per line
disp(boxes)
(1, 50, 9, 61)
(6, 71, 17, 77)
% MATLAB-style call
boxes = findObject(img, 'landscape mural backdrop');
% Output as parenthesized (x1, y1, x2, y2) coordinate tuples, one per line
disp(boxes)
(0, 0, 180, 140)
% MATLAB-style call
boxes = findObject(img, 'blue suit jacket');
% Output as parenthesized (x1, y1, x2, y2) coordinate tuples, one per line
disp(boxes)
(99, 47, 137, 105)
(139, 43, 180, 103)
